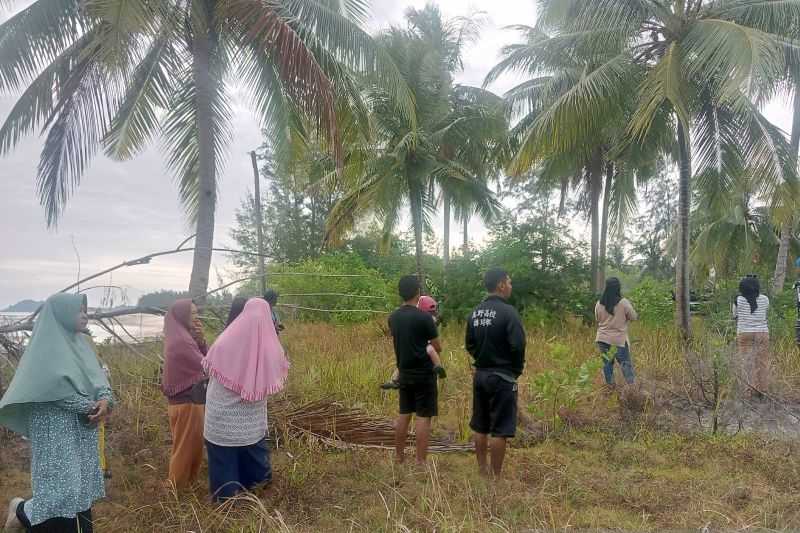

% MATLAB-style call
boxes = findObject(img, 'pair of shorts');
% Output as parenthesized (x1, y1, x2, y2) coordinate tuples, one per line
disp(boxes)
(399, 380, 438, 418)
(470, 370, 518, 438)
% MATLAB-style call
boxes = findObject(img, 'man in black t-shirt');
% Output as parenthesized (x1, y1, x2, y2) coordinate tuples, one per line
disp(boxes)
(465, 268, 526, 478)
(388, 275, 442, 465)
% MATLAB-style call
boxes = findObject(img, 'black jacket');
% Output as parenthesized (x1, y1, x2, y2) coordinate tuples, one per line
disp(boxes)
(465, 295, 526, 377)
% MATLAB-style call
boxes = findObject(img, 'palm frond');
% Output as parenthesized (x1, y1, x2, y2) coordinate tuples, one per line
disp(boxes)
(103, 32, 180, 160)
(629, 42, 692, 141)
(0, 0, 86, 92)
(685, 18, 785, 101)
(276, 0, 416, 128)
(225, 0, 340, 163)
(160, 63, 232, 223)
(510, 53, 638, 174)
(714, 0, 800, 39)
(36, 37, 120, 227)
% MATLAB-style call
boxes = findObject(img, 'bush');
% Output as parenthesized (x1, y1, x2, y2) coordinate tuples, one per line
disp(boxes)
(628, 278, 674, 326)
(238, 252, 394, 323)
(439, 258, 484, 323)
(766, 287, 797, 341)
(530, 343, 602, 430)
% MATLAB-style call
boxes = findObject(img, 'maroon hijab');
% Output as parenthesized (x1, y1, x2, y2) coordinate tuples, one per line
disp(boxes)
(161, 299, 206, 397)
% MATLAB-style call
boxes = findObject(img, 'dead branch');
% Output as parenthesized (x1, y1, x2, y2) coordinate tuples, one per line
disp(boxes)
(94, 319, 163, 364)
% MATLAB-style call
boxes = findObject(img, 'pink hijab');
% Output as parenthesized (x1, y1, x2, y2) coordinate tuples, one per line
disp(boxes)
(161, 299, 206, 397)
(203, 298, 289, 401)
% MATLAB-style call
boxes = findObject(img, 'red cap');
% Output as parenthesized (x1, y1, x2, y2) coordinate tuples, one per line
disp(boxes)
(418, 295, 438, 313)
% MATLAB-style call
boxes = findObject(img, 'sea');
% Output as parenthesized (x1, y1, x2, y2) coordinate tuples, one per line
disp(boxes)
(0, 312, 165, 344)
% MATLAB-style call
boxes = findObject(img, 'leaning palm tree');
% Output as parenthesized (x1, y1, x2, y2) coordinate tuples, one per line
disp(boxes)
(531, 0, 800, 337)
(325, 20, 500, 282)
(0, 0, 412, 300)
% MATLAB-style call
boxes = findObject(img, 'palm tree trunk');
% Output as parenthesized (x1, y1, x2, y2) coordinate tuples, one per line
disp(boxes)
(598, 163, 613, 290)
(188, 14, 216, 304)
(558, 178, 568, 217)
(676, 122, 692, 339)
(410, 190, 425, 285)
(463, 215, 470, 256)
(589, 157, 602, 293)
(772, 86, 800, 294)
(443, 192, 450, 267)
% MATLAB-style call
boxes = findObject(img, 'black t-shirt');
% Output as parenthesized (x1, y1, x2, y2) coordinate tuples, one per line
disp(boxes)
(388, 305, 439, 383)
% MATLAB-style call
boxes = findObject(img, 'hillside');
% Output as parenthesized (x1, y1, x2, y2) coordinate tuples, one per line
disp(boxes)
(1, 299, 43, 313)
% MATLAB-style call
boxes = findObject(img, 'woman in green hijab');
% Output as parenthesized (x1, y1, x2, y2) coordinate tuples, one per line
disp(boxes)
(1, 293, 114, 533)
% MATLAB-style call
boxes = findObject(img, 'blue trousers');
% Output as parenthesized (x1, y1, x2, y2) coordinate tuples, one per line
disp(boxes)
(205, 438, 272, 501)
(597, 342, 635, 385)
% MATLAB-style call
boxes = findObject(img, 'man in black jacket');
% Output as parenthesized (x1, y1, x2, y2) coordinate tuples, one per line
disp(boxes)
(465, 268, 526, 477)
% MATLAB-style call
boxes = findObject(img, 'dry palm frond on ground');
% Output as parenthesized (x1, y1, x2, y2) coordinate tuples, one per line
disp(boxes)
(271, 397, 474, 452)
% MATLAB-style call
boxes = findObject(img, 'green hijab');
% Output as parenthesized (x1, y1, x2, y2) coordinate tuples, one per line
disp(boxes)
(0, 293, 110, 437)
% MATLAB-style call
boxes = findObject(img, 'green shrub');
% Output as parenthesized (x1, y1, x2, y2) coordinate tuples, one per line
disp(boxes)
(239, 252, 394, 323)
(628, 278, 674, 326)
(530, 343, 602, 429)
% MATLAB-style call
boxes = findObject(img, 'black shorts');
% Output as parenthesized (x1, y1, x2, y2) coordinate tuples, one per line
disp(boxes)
(470, 370, 518, 438)
(399, 380, 438, 418)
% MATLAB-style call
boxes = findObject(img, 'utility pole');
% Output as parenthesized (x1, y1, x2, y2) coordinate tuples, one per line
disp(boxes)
(250, 150, 267, 294)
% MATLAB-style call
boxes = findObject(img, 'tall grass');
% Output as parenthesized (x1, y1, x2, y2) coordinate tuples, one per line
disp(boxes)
(3, 319, 800, 530)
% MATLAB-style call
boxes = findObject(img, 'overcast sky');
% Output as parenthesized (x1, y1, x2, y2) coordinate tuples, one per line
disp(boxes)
(0, 1, 538, 309)
(0, 1, 790, 309)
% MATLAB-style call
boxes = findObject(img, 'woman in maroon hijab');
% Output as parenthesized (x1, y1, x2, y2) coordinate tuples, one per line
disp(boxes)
(161, 299, 208, 490)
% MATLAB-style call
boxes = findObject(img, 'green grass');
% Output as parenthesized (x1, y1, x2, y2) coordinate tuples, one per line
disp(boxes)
(3, 320, 800, 531)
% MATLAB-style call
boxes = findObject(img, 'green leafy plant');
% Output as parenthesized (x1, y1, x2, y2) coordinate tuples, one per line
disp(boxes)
(628, 278, 674, 326)
(530, 343, 602, 430)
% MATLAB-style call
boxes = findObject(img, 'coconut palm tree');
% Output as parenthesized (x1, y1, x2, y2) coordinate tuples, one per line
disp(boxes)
(442, 84, 509, 265)
(325, 10, 501, 282)
(530, 0, 800, 337)
(486, 24, 670, 292)
(692, 170, 782, 280)
(0, 0, 413, 300)
(771, 53, 800, 293)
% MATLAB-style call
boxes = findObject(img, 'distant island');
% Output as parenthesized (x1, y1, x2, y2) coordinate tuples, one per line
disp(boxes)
(1, 299, 44, 313)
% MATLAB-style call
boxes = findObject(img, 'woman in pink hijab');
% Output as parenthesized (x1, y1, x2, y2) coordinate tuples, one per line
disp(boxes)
(161, 299, 208, 490)
(203, 298, 289, 501)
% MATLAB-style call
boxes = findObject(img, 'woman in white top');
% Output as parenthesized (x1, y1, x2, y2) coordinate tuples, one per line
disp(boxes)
(203, 298, 289, 501)
(733, 276, 770, 398)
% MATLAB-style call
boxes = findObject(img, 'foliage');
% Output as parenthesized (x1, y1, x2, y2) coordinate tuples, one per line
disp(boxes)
(690, 172, 786, 281)
(230, 146, 340, 268)
(136, 290, 190, 309)
(325, 5, 503, 277)
(628, 279, 675, 327)
(529, 343, 602, 430)
(136, 289, 227, 309)
(0, 0, 414, 298)
(237, 252, 393, 324)
(341, 230, 443, 289)
(439, 257, 485, 323)
(630, 167, 676, 280)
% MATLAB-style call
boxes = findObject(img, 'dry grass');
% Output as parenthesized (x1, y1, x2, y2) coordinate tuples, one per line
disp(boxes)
(3, 320, 800, 531)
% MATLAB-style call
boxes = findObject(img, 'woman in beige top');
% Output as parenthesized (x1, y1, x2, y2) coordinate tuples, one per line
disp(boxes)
(595, 278, 638, 386)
